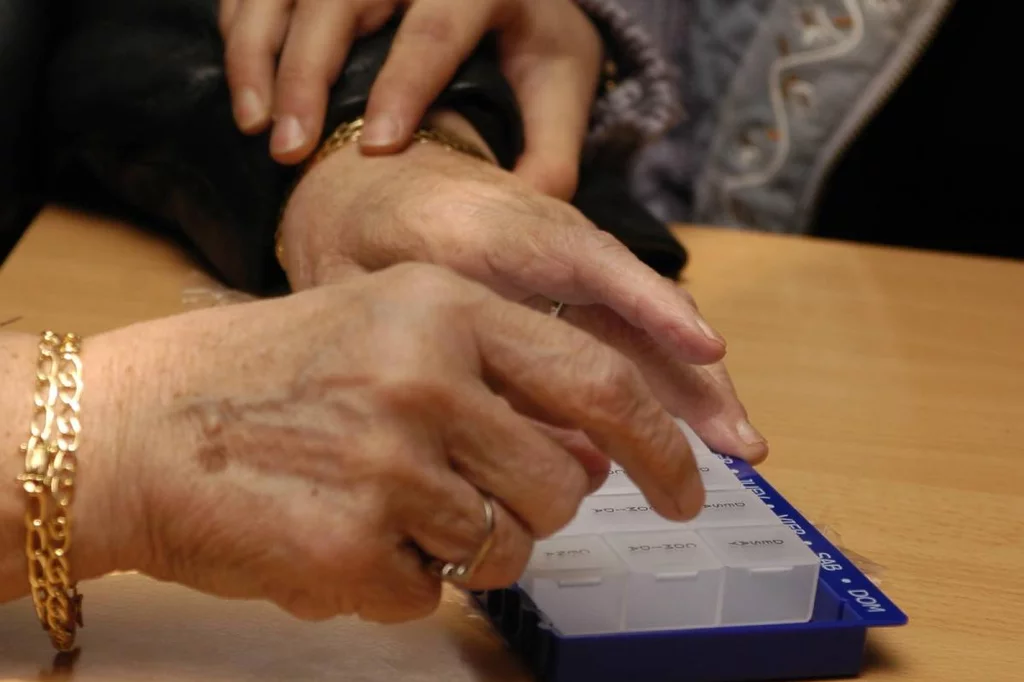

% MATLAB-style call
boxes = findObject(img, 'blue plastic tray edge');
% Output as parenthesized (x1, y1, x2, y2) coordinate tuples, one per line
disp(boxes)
(473, 456, 908, 682)
(722, 453, 908, 628)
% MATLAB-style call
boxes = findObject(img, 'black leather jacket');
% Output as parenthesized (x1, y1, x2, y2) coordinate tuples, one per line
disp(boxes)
(1, 0, 686, 295)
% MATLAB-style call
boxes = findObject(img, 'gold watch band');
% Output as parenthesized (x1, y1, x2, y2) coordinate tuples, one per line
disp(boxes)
(275, 116, 493, 267)
(310, 117, 492, 168)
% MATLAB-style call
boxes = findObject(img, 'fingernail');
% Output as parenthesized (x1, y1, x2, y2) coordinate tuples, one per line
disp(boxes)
(234, 87, 267, 131)
(736, 419, 766, 446)
(271, 116, 307, 155)
(696, 315, 726, 346)
(360, 113, 401, 147)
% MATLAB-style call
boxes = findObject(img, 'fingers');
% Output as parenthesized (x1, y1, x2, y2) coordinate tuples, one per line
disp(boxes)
(471, 302, 705, 521)
(509, 60, 587, 201)
(502, 0, 600, 199)
(527, 419, 611, 493)
(505, 30, 599, 200)
(270, 0, 359, 163)
(361, 0, 499, 152)
(442, 391, 592, 538)
(223, 0, 291, 133)
(401, 474, 534, 590)
(700, 361, 769, 462)
(487, 224, 727, 365)
(563, 304, 769, 463)
(218, 0, 241, 35)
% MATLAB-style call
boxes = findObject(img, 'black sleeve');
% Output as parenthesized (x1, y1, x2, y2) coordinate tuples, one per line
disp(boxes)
(0, 0, 54, 259)
(42, 0, 523, 295)
(41, 0, 685, 294)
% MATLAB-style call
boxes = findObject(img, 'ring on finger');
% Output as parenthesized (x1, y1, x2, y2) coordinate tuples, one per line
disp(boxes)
(427, 496, 496, 585)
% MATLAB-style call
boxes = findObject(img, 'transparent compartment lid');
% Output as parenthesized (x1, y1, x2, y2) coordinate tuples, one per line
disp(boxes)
(570, 493, 679, 533)
(696, 456, 744, 491)
(699, 525, 819, 568)
(527, 534, 625, 573)
(603, 529, 722, 574)
(689, 489, 780, 528)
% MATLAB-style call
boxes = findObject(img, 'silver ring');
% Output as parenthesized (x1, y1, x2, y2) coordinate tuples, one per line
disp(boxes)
(549, 300, 566, 318)
(429, 497, 496, 584)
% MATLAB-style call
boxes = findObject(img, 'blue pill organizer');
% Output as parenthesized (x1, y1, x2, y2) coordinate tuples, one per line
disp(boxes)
(475, 422, 907, 682)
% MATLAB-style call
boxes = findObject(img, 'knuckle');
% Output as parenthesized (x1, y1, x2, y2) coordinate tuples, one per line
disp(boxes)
(516, 460, 589, 538)
(585, 354, 648, 423)
(373, 449, 435, 500)
(358, 2, 397, 33)
(677, 287, 699, 309)
(375, 369, 460, 417)
(540, 474, 589, 536)
(388, 263, 465, 302)
(224, 36, 264, 75)
(401, 11, 458, 46)
(583, 227, 629, 255)
(276, 50, 331, 89)
(476, 533, 533, 589)
(481, 220, 583, 291)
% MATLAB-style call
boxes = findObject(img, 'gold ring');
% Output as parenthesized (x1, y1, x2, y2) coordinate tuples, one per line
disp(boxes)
(429, 497, 496, 584)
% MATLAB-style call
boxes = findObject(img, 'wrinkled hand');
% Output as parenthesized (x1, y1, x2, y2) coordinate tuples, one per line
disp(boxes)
(112, 264, 702, 623)
(276, 125, 768, 462)
(219, 0, 601, 198)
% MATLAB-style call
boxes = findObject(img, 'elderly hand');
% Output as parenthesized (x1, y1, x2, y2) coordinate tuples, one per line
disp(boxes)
(276, 114, 768, 462)
(76, 264, 701, 623)
(218, 0, 601, 198)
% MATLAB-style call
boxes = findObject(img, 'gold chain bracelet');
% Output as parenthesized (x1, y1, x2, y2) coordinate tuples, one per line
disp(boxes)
(308, 117, 492, 168)
(275, 117, 493, 266)
(17, 331, 85, 652)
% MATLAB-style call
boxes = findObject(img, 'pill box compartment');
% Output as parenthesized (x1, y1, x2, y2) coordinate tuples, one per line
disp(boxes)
(604, 530, 723, 632)
(520, 535, 629, 636)
(474, 457, 908, 682)
(700, 525, 819, 626)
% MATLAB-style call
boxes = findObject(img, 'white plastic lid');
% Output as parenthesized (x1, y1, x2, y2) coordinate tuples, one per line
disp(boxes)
(603, 529, 721, 574)
(695, 456, 744, 491)
(572, 493, 679, 533)
(527, 534, 624, 573)
(689, 489, 780, 528)
(700, 525, 819, 569)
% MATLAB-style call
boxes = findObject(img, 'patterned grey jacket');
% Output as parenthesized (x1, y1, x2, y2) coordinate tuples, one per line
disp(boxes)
(580, 0, 953, 233)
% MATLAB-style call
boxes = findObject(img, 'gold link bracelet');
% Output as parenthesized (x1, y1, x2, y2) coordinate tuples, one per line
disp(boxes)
(17, 331, 85, 652)
(275, 117, 493, 265)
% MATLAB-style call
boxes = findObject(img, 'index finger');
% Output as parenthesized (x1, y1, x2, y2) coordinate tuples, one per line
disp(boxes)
(471, 298, 705, 521)
(360, 0, 501, 151)
(484, 221, 727, 364)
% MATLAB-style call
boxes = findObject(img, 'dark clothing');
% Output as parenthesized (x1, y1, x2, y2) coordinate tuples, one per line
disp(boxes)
(0, 0, 687, 296)
(813, 0, 1021, 260)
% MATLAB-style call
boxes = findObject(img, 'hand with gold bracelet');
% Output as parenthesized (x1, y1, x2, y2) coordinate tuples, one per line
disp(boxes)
(1, 264, 709, 639)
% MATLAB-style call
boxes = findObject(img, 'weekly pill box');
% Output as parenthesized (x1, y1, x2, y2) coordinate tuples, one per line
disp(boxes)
(475, 421, 908, 682)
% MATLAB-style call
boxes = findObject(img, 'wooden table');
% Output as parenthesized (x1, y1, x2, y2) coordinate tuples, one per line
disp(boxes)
(1, 207, 1022, 681)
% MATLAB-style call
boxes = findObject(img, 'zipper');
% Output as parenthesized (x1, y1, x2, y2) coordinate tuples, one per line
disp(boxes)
(798, 0, 956, 230)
